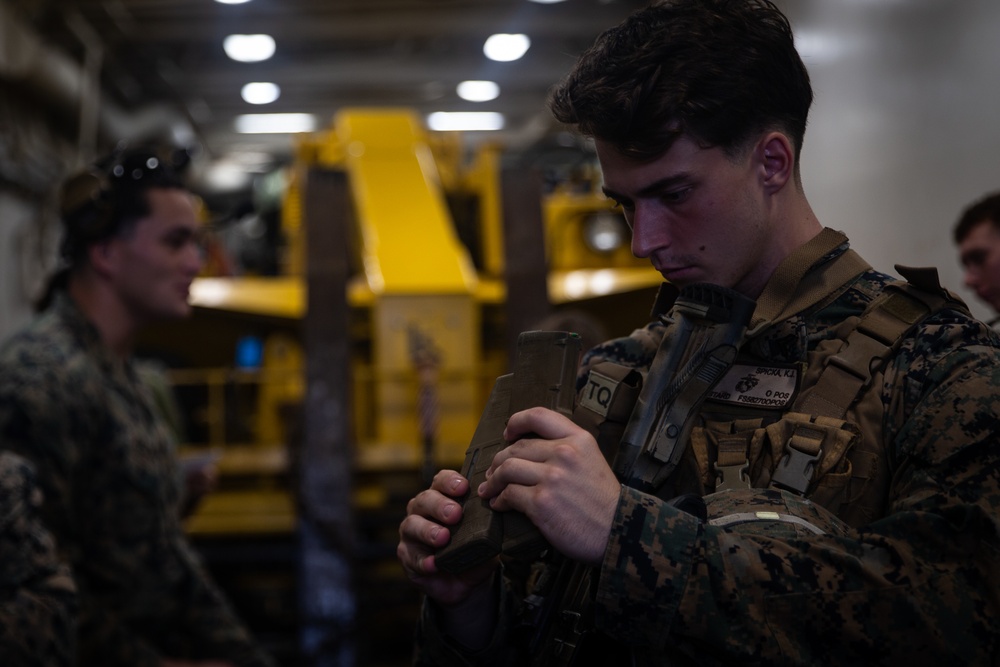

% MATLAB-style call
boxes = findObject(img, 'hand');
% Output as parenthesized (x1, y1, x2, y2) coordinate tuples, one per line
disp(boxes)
(179, 457, 219, 518)
(397, 469, 499, 607)
(482, 407, 621, 567)
(185, 461, 218, 500)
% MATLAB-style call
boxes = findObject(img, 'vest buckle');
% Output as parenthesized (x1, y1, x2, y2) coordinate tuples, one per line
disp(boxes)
(771, 445, 822, 495)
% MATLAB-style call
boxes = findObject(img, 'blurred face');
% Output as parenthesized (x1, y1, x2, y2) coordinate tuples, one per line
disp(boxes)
(959, 219, 1000, 312)
(106, 187, 203, 324)
(596, 135, 779, 298)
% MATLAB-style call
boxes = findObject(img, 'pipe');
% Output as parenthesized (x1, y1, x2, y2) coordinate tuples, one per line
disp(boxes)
(0, 3, 198, 156)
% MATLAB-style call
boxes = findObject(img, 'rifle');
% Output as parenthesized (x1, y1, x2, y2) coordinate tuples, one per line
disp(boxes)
(523, 283, 755, 666)
(435, 284, 756, 665)
(435, 330, 582, 573)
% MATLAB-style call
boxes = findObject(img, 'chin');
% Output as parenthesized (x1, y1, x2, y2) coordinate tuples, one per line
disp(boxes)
(159, 302, 192, 321)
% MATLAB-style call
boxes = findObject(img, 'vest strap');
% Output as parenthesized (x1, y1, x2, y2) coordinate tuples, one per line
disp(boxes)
(773, 267, 959, 494)
(748, 228, 870, 337)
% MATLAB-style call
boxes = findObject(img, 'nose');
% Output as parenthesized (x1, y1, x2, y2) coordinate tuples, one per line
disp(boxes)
(964, 268, 979, 290)
(184, 242, 204, 276)
(629, 207, 666, 259)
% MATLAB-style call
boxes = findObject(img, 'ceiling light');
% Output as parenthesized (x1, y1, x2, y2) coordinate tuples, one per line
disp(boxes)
(483, 34, 530, 62)
(235, 113, 316, 134)
(241, 82, 280, 104)
(456, 80, 500, 102)
(223, 34, 275, 63)
(215, 0, 252, 4)
(528, 0, 567, 3)
(204, 160, 253, 191)
(427, 112, 504, 132)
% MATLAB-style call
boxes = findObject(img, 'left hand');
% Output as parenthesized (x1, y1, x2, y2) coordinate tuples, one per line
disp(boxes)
(179, 455, 219, 518)
(479, 407, 621, 567)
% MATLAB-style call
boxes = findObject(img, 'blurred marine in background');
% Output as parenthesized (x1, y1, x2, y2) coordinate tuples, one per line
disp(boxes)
(954, 191, 1000, 325)
(0, 146, 275, 667)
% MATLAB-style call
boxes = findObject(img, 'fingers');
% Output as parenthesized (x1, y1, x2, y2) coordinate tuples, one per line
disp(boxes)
(502, 406, 578, 442)
(397, 514, 444, 577)
(430, 469, 470, 499)
(396, 468, 503, 608)
(398, 469, 468, 578)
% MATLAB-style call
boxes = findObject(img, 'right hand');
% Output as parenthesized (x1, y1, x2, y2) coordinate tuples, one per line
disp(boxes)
(397, 469, 498, 607)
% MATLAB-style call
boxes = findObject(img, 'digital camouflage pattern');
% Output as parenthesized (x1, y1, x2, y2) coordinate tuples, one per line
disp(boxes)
(0, 451, 76, 666)
(415, 238, 1000, 666)
(0, 294, 275, 667)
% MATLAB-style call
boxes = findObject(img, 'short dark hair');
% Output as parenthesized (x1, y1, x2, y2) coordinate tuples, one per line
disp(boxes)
(548, 0, 813, 162)
(953, 192, 1000, 244)
(58, 145, 189, 265)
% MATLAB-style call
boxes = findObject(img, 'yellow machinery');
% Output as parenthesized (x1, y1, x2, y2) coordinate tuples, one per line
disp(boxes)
(162, 108, 662, 537)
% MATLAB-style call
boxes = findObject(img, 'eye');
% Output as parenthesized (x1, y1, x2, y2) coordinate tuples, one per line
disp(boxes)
(661, 187, 692, 204)
(163, 229, 198, 250)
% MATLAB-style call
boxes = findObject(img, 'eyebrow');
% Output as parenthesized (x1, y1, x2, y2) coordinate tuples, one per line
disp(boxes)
(960, 248, 987, 266)
(601, 173, 693, 202)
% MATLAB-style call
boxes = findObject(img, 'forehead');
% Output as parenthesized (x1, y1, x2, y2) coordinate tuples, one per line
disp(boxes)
(595, 135, 726, 192)
(139, 187, 199, 226)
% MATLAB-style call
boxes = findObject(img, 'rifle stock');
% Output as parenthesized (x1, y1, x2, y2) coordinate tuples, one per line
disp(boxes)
(435, 330, 582, 574)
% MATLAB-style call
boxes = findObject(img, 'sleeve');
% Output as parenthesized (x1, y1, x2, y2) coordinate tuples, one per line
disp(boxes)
(0, 356, 168, 666)
(592, 321, 1000, 665)
(0, 451, 77, 667)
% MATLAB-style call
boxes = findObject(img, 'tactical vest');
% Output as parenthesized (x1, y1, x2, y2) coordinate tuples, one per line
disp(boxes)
(577, 228, 967, 529)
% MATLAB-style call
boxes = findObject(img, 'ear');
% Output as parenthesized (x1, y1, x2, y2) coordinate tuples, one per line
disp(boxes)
(756, 132, 795, 194)
(86, 239, 120, 279)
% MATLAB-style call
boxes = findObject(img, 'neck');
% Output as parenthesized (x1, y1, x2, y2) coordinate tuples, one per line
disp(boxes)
(67, 270, 140, 359)
(745, 192, 824, 299)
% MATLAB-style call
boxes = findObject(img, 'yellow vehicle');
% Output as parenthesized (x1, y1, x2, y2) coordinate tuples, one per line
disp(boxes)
(140, 108, 662, 537)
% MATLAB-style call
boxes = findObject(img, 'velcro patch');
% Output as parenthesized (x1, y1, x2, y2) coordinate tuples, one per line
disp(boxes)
(578, 370, 619, 417)
(708, 363, 798, 408)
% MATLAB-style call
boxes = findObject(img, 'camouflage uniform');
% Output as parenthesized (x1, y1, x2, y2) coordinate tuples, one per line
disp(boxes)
(416, 234, 1000, 665)
(0, 450, 76, 666)
(0, 294, 275, 667)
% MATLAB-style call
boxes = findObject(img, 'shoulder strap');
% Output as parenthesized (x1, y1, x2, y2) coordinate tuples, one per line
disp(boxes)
(796, 266, 962, 419)
(747, 228, 871, 337)
(771, 265, 962, 494)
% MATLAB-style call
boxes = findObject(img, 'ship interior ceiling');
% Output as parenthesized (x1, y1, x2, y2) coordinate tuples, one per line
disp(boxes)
(3, 0, 1000, 665)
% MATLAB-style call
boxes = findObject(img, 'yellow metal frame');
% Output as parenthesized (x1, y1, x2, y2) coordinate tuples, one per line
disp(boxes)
(178, 108, 663, 537)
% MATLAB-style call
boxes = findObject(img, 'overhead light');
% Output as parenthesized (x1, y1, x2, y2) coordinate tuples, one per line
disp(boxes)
(427, 112, 504, 132)
(204, 160, 253, 192)
(528, 0, 567, 3)
(483, 34, 530, 62)
(456, 80, 500, 102)
(223, 34, 275, 62)
(215, 0, 252, 4)
(229, 151, 275, 172)
(241, 82, 281, 104)
(235, 113, 317, 134)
